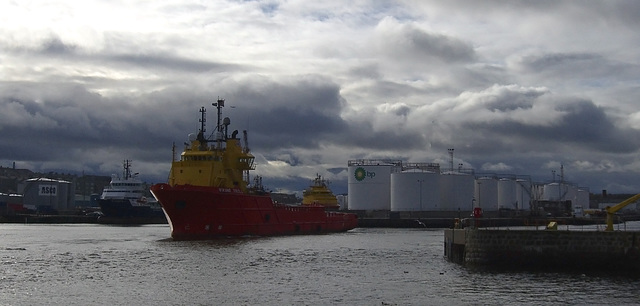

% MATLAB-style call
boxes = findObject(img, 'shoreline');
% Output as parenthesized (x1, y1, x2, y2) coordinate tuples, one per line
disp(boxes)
(2, 213, 639, 228)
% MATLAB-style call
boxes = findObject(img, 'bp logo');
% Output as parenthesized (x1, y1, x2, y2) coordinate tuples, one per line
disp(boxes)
(354, 167, 367, 181)
(354, 167, 375, 181)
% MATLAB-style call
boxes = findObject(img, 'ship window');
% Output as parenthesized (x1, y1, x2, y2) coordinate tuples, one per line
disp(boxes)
(175, 201, 186, 209)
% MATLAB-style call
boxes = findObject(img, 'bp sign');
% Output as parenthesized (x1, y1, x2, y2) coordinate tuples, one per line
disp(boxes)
(354, 167, 375, 181)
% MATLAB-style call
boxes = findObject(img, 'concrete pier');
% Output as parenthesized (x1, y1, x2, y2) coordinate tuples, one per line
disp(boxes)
(444, 228, 640, 270)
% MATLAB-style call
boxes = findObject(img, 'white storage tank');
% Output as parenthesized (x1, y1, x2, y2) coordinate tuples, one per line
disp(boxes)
(390, 171, 439, 211)
(565, 185, 578, 207)
(497, 178, 517, 209)
(21, 178, 74, 212)
(543, 183, 570, 201)
(475, 177, 498, 211)
(576, 189, 589, 209)
(515, 179, 532, 211)
(439, 172, 475, 211)
(348, 163, 395, 210)
(336, 194, 348, 211)
(531, 183, 545, 202)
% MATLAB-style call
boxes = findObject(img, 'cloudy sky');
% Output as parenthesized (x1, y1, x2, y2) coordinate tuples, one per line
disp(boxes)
(2, 0, 640, 195)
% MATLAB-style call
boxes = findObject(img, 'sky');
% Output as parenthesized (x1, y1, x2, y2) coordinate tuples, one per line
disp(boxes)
(2, 0, 640, 195)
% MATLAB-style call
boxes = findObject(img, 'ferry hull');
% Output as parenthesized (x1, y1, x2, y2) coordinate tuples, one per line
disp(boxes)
(99, 199, 165, 219)
(150, 183, 358, 240)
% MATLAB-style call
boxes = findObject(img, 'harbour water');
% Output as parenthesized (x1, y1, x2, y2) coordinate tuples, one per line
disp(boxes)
(1, 222, 639, 305)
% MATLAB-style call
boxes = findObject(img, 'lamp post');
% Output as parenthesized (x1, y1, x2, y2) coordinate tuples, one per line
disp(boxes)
(477, 181, 482, 211)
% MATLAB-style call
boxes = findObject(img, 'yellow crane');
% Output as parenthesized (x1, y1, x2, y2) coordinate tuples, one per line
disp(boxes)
(605, 193, 640, 231)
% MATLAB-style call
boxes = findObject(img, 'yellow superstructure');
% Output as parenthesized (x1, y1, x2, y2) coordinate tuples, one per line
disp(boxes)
(168, 102, 255, 192)
(302, 174, 339, 209)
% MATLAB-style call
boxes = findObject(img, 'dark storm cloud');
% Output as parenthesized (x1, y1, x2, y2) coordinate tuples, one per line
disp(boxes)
(41, 37, 78, 55)
(0, 74, 361, 178)
(5, 35, 244, 73)
(0, 82, 194, 162)
(106, 53, 243, 73)
(376, 18, 476, 64)
(427, 0, 640, 23)
(214, 76, 350, 150)
(242, 105, 347, 149)
(552, 100, 640, 152)
(463, 98, 640, 154)
(516, 52, 634, 79)
(340, 122, 424, 151)
(406, 30, 475, 63)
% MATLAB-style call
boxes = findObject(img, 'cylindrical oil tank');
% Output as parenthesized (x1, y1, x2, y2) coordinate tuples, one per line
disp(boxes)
(390, 171, 439, 211)
(475, 177, 498, 211)
(543, 183, 568, 201)
(348, 164, 393, 210)
(439, 172, 475, 211)
(336, 194, 347, 210)
(23, 178, 56, 211)
(531, 183, 544, 201)
(515, 179, 532, 211)
(565, 185, 578, 207)
(576, 189, 589, 209)
(22, 178, 74, 212)
(497, 178, 517, 209)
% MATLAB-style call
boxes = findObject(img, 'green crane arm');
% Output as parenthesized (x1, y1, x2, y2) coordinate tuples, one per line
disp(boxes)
(605, 193, 640, 231)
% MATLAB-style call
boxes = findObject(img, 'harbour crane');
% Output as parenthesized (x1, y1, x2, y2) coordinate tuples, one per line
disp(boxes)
(605, 193, 640, 231)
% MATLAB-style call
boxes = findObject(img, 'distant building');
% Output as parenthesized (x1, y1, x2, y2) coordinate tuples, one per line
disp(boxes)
(0, 165, 35, 193)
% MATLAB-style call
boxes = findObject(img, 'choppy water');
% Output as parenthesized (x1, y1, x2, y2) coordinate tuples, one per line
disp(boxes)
(1, 222, 639, 305)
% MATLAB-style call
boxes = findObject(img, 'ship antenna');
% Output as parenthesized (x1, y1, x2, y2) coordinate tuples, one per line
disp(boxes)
(199, 106, 206, 134)
(123, 159, 132, 180)
(197, 106, 207, 144)
(212, 98, 225, 133)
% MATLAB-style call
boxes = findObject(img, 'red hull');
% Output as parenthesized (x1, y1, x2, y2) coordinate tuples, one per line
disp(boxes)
(150, 183, 358, 240)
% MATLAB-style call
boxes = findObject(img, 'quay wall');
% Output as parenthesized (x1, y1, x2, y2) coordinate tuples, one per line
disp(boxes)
(445, 229, 640, 270)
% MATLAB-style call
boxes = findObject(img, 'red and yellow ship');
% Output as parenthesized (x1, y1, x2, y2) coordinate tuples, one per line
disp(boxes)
(150, 99, 357, 240)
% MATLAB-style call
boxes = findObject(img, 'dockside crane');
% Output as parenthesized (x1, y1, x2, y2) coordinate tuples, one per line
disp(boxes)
(605, 193, 640, 231)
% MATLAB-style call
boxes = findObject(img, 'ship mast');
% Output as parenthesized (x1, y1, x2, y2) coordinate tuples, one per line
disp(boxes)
(123, 159, 132, 180)
(212, 98, 225, 148)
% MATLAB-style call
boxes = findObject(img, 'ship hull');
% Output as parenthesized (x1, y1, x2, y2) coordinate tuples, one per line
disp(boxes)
(150, 183, 358, 240)
(99, 199, 166, 221)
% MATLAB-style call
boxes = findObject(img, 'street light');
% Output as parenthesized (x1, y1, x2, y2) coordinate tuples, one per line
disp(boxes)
(477, 181, 482, 210)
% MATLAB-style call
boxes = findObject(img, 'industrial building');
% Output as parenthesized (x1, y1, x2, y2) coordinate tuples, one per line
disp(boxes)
(18, 178, 75, 213)
(347, 159, 589, 218)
